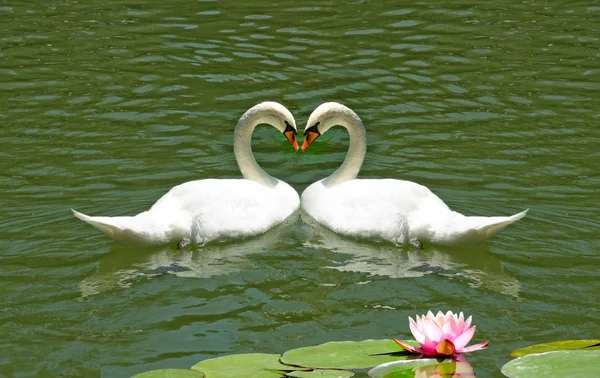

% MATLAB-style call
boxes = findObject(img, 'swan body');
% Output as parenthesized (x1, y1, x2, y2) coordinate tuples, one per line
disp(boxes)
(73, 102, 300, 246)
(300, 102, 527, 247)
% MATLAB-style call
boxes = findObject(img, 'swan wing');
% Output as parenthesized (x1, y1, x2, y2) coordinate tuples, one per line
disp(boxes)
(302, 179, 447, 243)
(74, 178, 298, 246)
(152, 179, 299, 244)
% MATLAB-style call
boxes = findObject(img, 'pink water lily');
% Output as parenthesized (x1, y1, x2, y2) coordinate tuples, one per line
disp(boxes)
(394, 311, 489, 357)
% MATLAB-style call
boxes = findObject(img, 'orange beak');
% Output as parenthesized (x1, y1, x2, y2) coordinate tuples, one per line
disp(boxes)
(301, 130, 321, 151)
(284, 129, 299, 151)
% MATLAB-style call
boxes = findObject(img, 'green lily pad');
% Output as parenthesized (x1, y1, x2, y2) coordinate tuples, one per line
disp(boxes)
(286, 370, 354, 377)
(368, 359, 449, 378)
(281, 339, 415, 370)
(191, 353, 295, 378)
(501, 350, 600, 378)
(131, 369, 205, 378)
(510, 339, 600, 357)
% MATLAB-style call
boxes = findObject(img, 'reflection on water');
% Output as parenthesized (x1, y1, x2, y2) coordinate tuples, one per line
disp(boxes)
(79, 212, 299, 297)
(414, 358, 475, 378)
(80, 210, 520, 299)
(301, 212, 521, 298)
(368, 357, 475, 378)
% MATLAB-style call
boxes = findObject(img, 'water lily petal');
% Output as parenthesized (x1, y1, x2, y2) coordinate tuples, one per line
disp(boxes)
(424, 311, 441, 327)
(409, 316, 426, 344)
(461, 340, 490, 353)
(422, 316, 443, 342)
(453, 325, 476, 352)
(420, 333, 439, 355)
(450, 312, 465, 339)
(434, 311, 445, 327)
(426, 311, 437, 327)
(441, 314, 455, 337)
(458, 313, 467, 334)
(454, 312, 465, 333)
(464, 315, 472, 330)
(393, 338, 424, 354)
(435, 338, 455, 356)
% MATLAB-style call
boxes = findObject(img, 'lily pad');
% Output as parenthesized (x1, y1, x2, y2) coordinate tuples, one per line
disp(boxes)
(510, 339, 600, 357)
(501, 350, 600, 378)
(131, 369, 205, 378)
(368, 359, 449, 378)
(281, 339, 415, 370)
(191, 353, 296, 378)
(286, 370, 354, 377)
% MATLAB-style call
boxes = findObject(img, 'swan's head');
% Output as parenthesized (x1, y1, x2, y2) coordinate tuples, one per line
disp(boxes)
(245, 101, 298, 151)
(302, 102, 359, 151)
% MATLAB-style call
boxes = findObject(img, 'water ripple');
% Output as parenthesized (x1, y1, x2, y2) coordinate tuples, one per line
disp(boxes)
(1, 1, 599, 377)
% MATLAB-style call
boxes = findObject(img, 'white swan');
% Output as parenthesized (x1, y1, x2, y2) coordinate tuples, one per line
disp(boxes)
(73, 102, 300, 246)
(300, 102, 527, 247)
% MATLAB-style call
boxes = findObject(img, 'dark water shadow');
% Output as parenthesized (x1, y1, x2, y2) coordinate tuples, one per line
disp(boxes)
(78, 212, 300, 298)
(300, 211, 521, 298)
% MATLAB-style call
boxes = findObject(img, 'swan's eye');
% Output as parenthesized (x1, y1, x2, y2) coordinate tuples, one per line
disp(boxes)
(284, 121, 296, 135)
(303, 122, 320, 136)
(283, 121, 299, 150)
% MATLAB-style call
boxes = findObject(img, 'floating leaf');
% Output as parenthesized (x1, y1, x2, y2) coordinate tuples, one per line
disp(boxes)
(501, 350, 600, 378)
(130, 369, 205, 378)
(510, 339, 600, 357)
(191, 353, 295, 378)
(286, 370, 354, 377)
(281, 339, 415, 370)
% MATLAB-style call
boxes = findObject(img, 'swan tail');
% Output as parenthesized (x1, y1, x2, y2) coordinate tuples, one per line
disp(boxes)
(470, 209, 528, 240)
(71, 209, 145, 244)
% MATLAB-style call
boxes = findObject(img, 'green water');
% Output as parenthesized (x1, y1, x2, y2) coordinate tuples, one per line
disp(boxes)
(2, 1, 599, 377)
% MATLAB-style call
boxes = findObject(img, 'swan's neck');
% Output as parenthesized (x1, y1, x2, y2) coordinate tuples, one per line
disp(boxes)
(322, 113, 367, 188)
(233, 112, 279, 188)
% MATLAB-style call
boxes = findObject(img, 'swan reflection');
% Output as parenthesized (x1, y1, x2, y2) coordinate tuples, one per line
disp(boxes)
(79, 213, 299, 298)
(301, 212, 521, 298)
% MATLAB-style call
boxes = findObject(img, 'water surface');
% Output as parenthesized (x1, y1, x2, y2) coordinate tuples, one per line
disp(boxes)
(1, 1, 599, 377)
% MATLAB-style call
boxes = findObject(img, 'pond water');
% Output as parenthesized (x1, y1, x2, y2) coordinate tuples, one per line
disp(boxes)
(1, 1, 599, 377)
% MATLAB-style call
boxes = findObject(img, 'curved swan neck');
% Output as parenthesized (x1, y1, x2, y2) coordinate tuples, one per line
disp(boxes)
(322, 110, 367, 188)
(233, 111, 279, 188)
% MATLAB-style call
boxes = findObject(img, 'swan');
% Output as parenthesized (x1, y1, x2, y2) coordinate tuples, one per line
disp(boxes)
(300, 102, 527, 247)
(72, 102, 300, 246)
